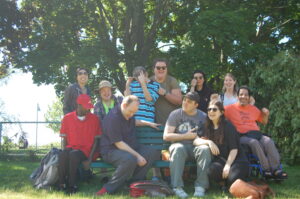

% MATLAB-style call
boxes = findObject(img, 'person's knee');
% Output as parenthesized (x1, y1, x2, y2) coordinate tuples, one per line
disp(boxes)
(248, 139, 260, 148)
(194, 145, 211, 158)
(170, 144, 187, 159)
(122, 153, 137, 167)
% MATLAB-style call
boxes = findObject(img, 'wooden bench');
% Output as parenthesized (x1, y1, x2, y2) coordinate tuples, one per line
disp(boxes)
(90, 126, 196, 169)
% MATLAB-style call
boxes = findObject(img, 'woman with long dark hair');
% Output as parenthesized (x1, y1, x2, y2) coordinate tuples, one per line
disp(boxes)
(193, 100, 249, 188)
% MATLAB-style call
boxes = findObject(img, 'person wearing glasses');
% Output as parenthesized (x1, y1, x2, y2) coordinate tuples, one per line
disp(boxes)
(193, 100, 249, 190)
(150, 58, 182, 125)
(224, 86, 287, 180)
(190, 70, 215, 113)
(63, 68, 91, 115)
(163, 92, 211, 198)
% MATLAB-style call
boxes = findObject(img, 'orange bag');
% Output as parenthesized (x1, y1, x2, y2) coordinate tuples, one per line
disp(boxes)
(229, 179, 275, 199)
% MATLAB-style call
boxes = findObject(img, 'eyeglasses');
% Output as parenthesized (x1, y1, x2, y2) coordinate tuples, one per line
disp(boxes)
(207, 107, 219, 112)
(78, 71, 88, 76)
(194, 76, 203, 80)
(155, 66, 167, 70)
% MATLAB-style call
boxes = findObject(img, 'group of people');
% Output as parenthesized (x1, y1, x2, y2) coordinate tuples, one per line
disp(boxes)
(58, 59, 287, 197)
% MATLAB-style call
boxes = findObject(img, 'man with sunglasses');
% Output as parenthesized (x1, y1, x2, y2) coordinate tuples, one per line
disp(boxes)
(150, 58, 182, 125)
(164, 92, 211, 198)
(63, 68, 91, 115)
(224, 86, 287, 180)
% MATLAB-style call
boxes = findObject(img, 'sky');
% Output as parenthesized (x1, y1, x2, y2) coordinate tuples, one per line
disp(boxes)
(0, 70, 60, 146)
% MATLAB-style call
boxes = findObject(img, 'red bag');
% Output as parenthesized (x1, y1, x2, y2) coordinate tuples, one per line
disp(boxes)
(229, 179, 275, 199)
(130, 180, 173, 197)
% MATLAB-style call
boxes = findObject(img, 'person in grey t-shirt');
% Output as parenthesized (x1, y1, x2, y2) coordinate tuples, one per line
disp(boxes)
(164, 92, 212, 198)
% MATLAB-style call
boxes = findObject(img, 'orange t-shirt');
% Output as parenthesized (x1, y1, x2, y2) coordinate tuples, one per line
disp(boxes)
(224, 103, 263, 134)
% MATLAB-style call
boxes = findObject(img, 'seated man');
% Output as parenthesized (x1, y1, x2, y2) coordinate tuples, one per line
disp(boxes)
(164, 92, 212, 198)
(96, 95, 160, 195)
(224, 86, 287, 179)
(59, 94, 102, 194)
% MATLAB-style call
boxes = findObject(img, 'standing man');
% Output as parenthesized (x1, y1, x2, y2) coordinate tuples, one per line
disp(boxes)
(150, 58, 182, 125)
(96, 95, 160, 195)
(164, 92, 212, 198)
(224, 86, 287, 179)
(59, 94, 101, 194)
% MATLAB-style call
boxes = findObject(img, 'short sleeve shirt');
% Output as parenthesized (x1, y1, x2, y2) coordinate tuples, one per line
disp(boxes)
(195, 86, 214, 113)
(60, 111, 102, 157)
(130, 80, 160, 122)
(150, 75, 181, 125)
(224, 103, 263, 134)
(166, 108, 206, 144)
(100, 106, 139, 155)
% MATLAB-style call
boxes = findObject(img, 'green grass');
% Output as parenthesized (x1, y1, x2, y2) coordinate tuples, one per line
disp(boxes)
(0, 161, 299, 199)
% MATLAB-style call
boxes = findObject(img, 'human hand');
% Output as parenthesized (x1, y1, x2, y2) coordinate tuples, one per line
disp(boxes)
(191, 78, 197, 87)
(149, 122, 161, 130)
(158, 87, 166, 96)
(185, 130, 197, 140)
(137, 155, 147, 167)
(222, 164, 231, 179)
(261, 108, 269, 116)
(137, 71, 147, 85)
(126, 77, 134, 87)
(208, 140, 220, 156)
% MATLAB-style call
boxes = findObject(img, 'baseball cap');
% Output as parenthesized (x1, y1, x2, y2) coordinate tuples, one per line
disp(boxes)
(98, 80, 112, 90)
(77, 94, 94, 109)
(184, 92, 200, 103)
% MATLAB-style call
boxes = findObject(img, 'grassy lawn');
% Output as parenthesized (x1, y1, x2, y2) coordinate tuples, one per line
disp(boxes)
(0, 160, 299, 199)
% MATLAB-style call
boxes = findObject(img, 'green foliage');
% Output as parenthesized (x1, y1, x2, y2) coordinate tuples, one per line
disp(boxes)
(44, 97, 63, 133)
(250, 50, 300, 163)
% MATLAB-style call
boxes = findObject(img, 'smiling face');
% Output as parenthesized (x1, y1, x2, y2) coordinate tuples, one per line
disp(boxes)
(224, 75, 236, 91)
(207, 104, 223, 122)
(193, 72, 204, 87)
(154, 61, 168, 80)
(99, 87, 112, 102)
(238, 88, 250, 106)
(76, 69, 88, 85)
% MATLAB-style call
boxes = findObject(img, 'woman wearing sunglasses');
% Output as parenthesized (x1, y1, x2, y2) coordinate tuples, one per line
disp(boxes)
(193, 100, 249, 189)
(63, 68, 91, 115)
(190, 70, 215, 113)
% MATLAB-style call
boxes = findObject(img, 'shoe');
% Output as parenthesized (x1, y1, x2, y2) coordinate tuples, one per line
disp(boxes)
(173, 187, 188, 198)
(96, 187, 108, 196)
(194, 186, 205, 197)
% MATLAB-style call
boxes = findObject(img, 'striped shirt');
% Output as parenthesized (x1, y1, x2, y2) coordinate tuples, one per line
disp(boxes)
(130, 80, 160, 122)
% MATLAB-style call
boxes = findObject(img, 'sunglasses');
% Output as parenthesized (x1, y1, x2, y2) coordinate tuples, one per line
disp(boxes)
(194, 76, 203, 80)
(207, 107, 219, 112)
(77, 71, 88, 75)
(155, 66, 167, 70)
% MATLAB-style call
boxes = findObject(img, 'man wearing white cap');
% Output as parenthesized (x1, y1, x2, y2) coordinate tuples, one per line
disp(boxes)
(94, 80, 123, 123)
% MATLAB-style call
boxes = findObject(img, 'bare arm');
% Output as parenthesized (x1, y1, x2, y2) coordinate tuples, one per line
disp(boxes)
(193, 137, 220, 155)
(124, 77, 133, 96)
(114, 141, 146, 166)
(190, 78, 197, 92)
(163, 125, 197, 142)
(261, 108, 270, 125)
(138, 73, 152, 101)
(222, 149, 238, 179)
(159, 87, 182, 105)
(135, 120, 161, 130)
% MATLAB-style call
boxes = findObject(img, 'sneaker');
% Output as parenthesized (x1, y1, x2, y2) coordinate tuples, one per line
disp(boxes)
(96, 187, 108, 196)
(173, 187, 188, 198)
(194, 186, 205, 197)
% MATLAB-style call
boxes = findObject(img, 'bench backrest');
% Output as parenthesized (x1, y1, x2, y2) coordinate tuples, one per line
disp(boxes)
(136, 126, 169, 150)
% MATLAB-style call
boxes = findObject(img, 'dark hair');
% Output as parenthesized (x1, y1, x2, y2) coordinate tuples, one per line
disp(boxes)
(153, 58, 169, 68)
(222, 73, 238, 96)
(133, 66, 147, 79)
(193, 70, 207, 87)
(237, 85, 251, 97)
(204, 100, 225, 145)
(76, 67, 89, 74)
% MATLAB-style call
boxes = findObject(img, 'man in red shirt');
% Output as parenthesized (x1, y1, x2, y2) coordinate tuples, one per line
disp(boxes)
(59, 94, 101, 194)
(224, 86, 287, 180)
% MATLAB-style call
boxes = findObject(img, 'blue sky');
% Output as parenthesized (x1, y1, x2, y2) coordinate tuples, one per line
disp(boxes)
(0, 70, 60, 146)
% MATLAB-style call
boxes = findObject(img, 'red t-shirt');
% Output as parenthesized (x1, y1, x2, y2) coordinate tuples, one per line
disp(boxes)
(60, 111, 102, 158)
(224, 102, 263, 134)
